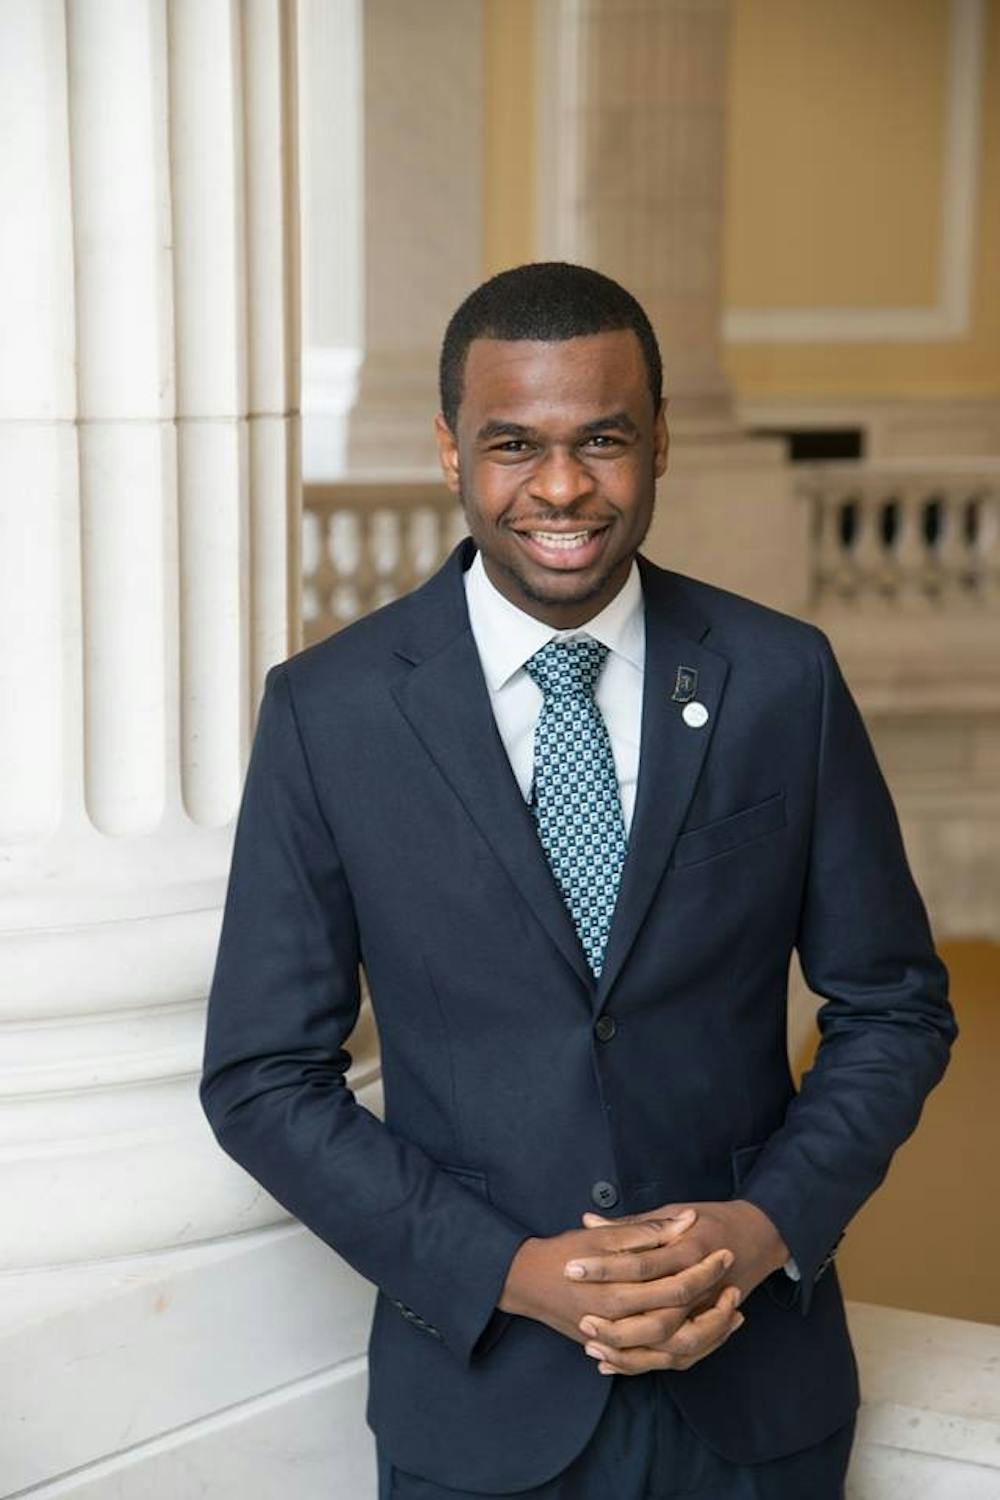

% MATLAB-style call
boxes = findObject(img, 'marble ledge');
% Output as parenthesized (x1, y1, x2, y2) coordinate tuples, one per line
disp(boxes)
(846, 1300, 1000, 1471)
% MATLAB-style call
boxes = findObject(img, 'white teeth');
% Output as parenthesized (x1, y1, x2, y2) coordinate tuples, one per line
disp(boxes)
(527, 530, 594, 548)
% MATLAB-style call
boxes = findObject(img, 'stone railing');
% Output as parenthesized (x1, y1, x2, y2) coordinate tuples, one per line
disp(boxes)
(303, 465, 1000, 643)
(793, 460, 1000, 946)
(845, 1302, 1000, 1498)
(800, 461, 1000, 612)
(302, 479, 465, 645)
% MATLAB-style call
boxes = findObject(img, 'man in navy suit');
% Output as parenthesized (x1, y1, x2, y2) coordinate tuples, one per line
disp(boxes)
(201, 263, 956, 1497)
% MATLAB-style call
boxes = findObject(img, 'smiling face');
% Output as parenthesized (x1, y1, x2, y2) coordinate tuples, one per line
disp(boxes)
(434, 329, 669, 628)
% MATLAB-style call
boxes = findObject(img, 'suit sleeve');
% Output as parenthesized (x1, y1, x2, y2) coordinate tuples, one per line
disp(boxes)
(200, 663, 530, 1363)
(739, 631, 957, 1314)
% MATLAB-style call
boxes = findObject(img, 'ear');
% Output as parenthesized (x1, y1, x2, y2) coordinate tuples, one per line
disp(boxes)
(433, 412, 461, 496)
(653, 401, 669, 479)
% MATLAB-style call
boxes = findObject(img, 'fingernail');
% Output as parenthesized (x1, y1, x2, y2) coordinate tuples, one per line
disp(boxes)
(598, 1363, 615, 1375)
(584, 1343, 603, 1359)
(565, 1262, 586, 1279)
(734, 1313, 745, 1329)
(580, 1318, 598, 1338)
(669, 1208, 696, 1221)
(720, 1250, 735, 1270)
(728, 1286, 742, 1308)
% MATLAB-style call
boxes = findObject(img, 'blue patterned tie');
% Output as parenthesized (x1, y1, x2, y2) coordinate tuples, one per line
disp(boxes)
(524, 638, 627, 977)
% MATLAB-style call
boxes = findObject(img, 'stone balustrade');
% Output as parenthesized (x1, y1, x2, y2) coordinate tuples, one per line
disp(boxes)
(303, 463, 1000, 641)
(303, 478, 466, 643)
(801, 460, 1000, 612)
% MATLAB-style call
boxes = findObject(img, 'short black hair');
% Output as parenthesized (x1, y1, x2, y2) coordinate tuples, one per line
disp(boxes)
(438, 261, 663, 431)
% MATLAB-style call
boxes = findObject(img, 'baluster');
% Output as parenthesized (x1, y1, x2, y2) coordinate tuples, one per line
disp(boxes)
(915, 492, 947, 605)
(318, 509, 339, 638)
(352, 507, 379, 617)
(872, 490, 902, 602)
(809, 484, 839, 604)
(972, 487, 1000, 606)
(394, 506, 424, 597)
(323, 507, 355, 627)
(851, 487, 888, 607)
(407, 506, 440, 584)
(934, 488, 970, 609)
(958, 492, 981, 600)
(369, 508, 402, 609)
(837, 493, 864, 601)
(892, 482, 932, 613)
(301, 504, 320, 634)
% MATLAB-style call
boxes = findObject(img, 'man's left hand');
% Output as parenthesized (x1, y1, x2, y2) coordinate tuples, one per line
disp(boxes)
(569, 1200, 790, 1375)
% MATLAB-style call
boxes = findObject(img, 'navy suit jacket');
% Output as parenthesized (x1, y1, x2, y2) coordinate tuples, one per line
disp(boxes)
(201, 538, 955, 1492)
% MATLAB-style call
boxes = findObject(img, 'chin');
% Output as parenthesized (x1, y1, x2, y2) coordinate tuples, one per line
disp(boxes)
(516, 565, 616, 608)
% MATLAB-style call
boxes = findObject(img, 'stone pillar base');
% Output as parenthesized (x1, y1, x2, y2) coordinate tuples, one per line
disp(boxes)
(346, 353, 441, 474)
(0, 1226, 376, 1499)
(643, 435, 806, 618)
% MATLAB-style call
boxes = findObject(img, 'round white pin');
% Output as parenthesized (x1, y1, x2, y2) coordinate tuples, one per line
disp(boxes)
(682, 701, 709, 728)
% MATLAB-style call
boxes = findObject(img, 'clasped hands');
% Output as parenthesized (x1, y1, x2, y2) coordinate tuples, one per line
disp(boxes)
(499, 1200, 790, 1375)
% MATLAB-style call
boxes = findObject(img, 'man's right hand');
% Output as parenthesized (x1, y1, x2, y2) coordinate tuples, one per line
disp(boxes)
(497, 1211, 740, 1358)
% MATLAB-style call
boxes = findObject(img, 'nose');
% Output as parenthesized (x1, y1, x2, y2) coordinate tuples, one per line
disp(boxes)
(527, 445, 595, 509)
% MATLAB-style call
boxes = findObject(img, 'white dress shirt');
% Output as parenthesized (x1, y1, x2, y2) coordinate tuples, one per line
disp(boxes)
(463, 549, 645, 834)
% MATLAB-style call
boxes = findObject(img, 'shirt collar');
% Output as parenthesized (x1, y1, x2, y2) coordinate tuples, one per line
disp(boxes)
(464, 548, 645, 692)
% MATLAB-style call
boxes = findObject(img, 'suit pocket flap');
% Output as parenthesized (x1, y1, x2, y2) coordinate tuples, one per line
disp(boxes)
(673, 791, 786, 870)
(731, 1140, 767, 1191)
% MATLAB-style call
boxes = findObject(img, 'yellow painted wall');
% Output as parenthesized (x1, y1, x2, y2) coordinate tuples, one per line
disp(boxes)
(724, 0, 947, 311)
(723, 0, 1000, 397)
(483, 0, 536, 277)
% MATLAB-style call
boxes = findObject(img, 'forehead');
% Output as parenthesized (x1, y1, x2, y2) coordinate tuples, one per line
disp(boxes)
(459, 330, 650, 427)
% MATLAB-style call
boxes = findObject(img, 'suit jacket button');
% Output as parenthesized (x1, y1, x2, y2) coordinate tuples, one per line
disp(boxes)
(591, 1180, 619, 1209)
(594, 1015, 617, 1042)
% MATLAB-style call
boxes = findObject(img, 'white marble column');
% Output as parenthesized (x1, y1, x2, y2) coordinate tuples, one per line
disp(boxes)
(0, 5, 367, 1493)
(0, 0, 300, 1274)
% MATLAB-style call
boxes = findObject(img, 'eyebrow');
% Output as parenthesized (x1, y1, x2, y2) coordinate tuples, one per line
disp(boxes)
(476, 419, 537, 443)
(579, 411, 639, 438)
(475, 411, 639, 444)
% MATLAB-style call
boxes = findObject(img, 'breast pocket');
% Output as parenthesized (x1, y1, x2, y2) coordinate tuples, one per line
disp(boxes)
(672, 790, 787, 870)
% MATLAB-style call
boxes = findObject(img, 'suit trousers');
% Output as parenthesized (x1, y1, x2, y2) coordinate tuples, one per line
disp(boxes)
(376, 1372, 856, 1499)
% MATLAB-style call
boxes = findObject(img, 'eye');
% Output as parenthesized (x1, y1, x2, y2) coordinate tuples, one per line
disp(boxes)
(489, 438, 532, 455)
(584, 434, 622, 450)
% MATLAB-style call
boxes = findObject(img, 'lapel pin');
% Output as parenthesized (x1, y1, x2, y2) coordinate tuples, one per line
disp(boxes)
(682, 701, 709, 729)
(671, 665, 699, 703)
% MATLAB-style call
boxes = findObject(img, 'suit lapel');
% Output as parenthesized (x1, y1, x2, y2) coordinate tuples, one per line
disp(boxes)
(390, 542, 593, 992)
(595, 558, 731, 1009)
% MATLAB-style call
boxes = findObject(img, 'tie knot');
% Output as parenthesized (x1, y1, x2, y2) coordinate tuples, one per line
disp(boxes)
(524, 637, 609, 700)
